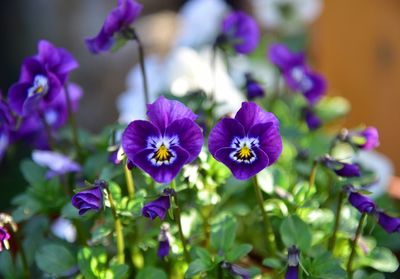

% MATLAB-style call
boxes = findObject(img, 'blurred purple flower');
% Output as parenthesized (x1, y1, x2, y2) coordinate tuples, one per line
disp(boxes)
(285, 246, 300, 279)
(142, 190, 172, 221)
(0, 226, 10, 252)
(157, 223, 171, 259)
(122, 96, 203, 184)
(348, 190, 376, 214)
(72, 181, 105, 216)
(304, 108, 321, 130)
(268, 43, 305, 72)
(86, 0, 143, 54)
(321, 156, 361, 177)
(221, 11, 260, 54)
(221, 262, 250, 279)
(32, 150, 81, 178)
(377, 212, 400, 233)
(8, 58, 62, 116)
(353, 127, 379, 150)
(245, 73, 265, 100)
(209, 102, 282, 180)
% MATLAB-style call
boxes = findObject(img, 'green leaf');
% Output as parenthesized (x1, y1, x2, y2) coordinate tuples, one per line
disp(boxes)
(136, 266, 167, 279)
(61, 202, 80, 219)
(262, 258, 283, 269)
(357, 246, 399, 273)
(0, 250, 16, 278)
(308, 252, 346, 279)
(20, 159, 46, 186)
(185, 259, 212, 278)
(104, 264, 129, 279)
(77, 247, 107, 279)
(194, 247, 213, 265)
(211, 214, 237, 253)
(226, 244, 253, 262)
(35, 244, 76, 276)
(280, 215, 312, 251)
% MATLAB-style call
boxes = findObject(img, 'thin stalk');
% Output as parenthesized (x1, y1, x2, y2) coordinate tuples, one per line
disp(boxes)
(132, 31, 149, 108)
(123, 159, 135, 199)
(252, 176, 276, 256)
(64, 85, 82, 158)
(106, 187, 125, 264)
(328, 190, 345, 251)
(171, 180, 191, 263)
(308, 160, 318, 194)
(346, 212, 367, 278)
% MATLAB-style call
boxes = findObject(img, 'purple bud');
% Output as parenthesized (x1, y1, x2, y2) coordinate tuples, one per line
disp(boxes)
(142, 194, 171, 221)
(285, 246, 300, 279)
(334, 163, 361, 177)
(72, 184, 104, 216)
(304, 108, 321, 130)
(377, 212, 400, 233)
(221, 262, 250, 279)
(348, 191, 376, 214)
(245, 73, 265, 100)
(157, 223, 171, 259)
(0, 226, 10, 252)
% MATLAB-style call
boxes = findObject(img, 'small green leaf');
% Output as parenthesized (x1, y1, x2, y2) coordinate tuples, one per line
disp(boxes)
(77, 247, 107, 279)
(185, 259, 212, 278)
(20, 159, 46, 186)
(194, 247, 213, 266)
(35, 244, 76, 276)
(211, 214, 237, 253)
(226, 244, 253, 262)
(136, 266, 167, 279)
(262, 258, 283, 269)
(280, 215, 312, 251)
(358, 247, 399, 273)
(308, 252, 346, 279)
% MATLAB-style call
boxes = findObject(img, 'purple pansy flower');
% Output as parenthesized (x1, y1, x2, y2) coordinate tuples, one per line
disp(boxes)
(72, 180, 106, 215)
(220, 11, 260, 54)
(208, 102, 282, 180)
(353, 127, 379, 150)
(268, 43, 305, 72)
(0, 226, 10, 252)
(377, 212, 400, 233)
(122, 96, 203, 184)
(347, 189, 376, 214)
(36, 40, 79, 84)
(142, 190, 172, 221)
(245, 73, 265, 100)
(285, 246, 300, 279)
(320, 156, 361, 178)
(303, 108, 321, 131)
(8, 58, 62, 116)
(85, 0, 143, 54)
(32, 150, 81, 178)
(157, 223, 171, 259)
(221, 262, 250, 279)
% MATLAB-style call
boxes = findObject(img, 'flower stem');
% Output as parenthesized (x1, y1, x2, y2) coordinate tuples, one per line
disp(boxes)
(106, 187, 125, 264)
(308, 160, 318, 194)
(328, 190, 345, 251)
(252, 176, 276, 256)
(131, 30, 149, 108)
(170, 180, 191, 263)
(64, 85, 82, 159)
(123, 159, 135, 199)
(346, 212, 367, 278)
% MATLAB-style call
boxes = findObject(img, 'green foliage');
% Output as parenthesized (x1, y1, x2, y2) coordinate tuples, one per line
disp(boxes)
(280, 215, 312, 250)
(35, 244, 76, 276)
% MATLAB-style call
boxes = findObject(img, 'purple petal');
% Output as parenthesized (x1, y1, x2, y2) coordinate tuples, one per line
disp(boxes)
(348, 192, 376, 214)
(359, 127, 379, 150)
(246, 79, 265, 100)
(147, 96, 197, 132)
(72, 186, 103, 216)
(8, 83, 31, 116)
(157, 239, 170, 258)
(20, 57, 46, 82)
(378, 212, 400, 233)
(208, 118, 245, 156)
(234, 102, 279, 132)
(142, 195, 170, 220)
(44, 71, 63, 103)
(248, 122, 282, 165)
(303, 72, 326, 105)
(214, 146, 269, 180)
(304, 109, 321, 130)
(85, 29, 114, 54)
(32, 150, 81, 176)
(334, 163, 361, 177)
(132, 146, 190, 184)
(285, 266, 299, 279)
(165, 118, 204, 163)
(268, 43, 305, 72)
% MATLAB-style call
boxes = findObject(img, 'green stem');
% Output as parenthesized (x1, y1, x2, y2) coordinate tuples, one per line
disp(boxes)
(64, 85, 82, 158)
(132, 31, 149, 108)
(328, 190, 345, 251)
(106, 187, 125, 264)
(252, 176, 276, 256)
(123, 159, 135, 199)
(346, 212, 367, 278)
(170, 180, 191, 263)
(308, 160, 318, 194)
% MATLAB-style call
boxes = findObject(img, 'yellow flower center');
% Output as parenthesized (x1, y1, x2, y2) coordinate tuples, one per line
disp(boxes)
(154, 144, 172, 162)
(237, 146, 252, 160)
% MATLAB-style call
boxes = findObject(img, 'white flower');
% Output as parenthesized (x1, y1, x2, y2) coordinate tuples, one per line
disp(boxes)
(252, 0, 323, 34)
(174, 0, 229, 48)
(51, 218, 77, 243)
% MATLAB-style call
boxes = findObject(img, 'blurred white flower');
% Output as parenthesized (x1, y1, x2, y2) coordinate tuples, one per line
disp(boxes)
(252, 0, 323, 34)
(175, 0, 229, 48)
(51, 218, 77, 243)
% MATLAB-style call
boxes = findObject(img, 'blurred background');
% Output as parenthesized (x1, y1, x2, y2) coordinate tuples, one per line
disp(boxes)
(1, 0, 399, 182)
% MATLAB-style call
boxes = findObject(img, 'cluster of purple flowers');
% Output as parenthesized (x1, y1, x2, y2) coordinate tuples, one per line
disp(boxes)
(269, 43, 326, 130)
(1, 40, 81, 158)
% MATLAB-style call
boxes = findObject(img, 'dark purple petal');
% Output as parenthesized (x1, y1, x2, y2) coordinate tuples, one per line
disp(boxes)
(377, 212, 400, 233)
(245, 74, 265, 100)
(303, 72, 326, 105)
(8, 83, 31, 116)
(334, 163, 361, 177)
(348, 192, 376, 214)
(222, 11, 260, 54)
(0, 98, 15, 128)
(122, 120, 161, 160)
(0, 127, 10, 160)
(157, 239, 170, 258)
(248, 122, 282, 165)
(358, 127, 379, 150)
(304, 109, 321, 130)
(235, 102, 279, 132)
(20, 57, 46, 82)
(72, 186, 103, 215)
(268, 43, 305, 72)
(142, 195, 170, 220)
(285, 266, 298, 279)
(208, 118, 245, 155)
(43, 71, 63, 103)
(85, 29, 114, 54)
(165, 118, 203, 163)
(147, 96, 197, 132)
(214, 146, 269, 180)
(132, 146, 190, 184)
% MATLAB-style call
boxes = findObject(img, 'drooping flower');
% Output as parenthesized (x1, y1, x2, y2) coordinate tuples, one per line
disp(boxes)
(0, 226, 10, 252)
(208, 102, 282, 180)
(85, 0, 143, 54)
(303, 108, 321, 130)
(142, 189, 172, 221)
(157, 223, 171, 259)
(245, 73, 265, 100)
(122, 96, 203, 183)
(352, 127, 379, 150)
(8, 58, 62, 116)
(220, 11, 260, 54)
(346, 187, 376, 214)
(36, 40, 79, 84)
(377, 212, 400, 233)
(320, 156, 361, 178)
(221, 261, 250, 279)
(285, 246, 300, 279)
(32, 150, 81, 178)
(72, 180, 106, 215)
